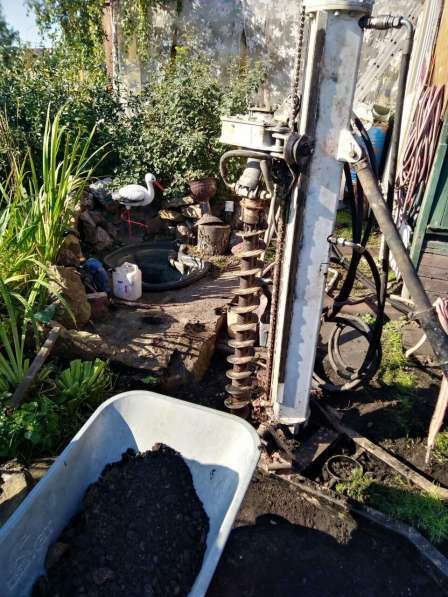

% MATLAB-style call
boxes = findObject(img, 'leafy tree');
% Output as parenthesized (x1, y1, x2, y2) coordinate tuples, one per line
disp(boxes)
(0, 6, 18, 49)
(0, 4, 18, 68)
(26, 0, 105, 64)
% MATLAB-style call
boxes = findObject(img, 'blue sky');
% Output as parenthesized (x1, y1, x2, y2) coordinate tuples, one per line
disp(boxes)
(1, 0, 43, 46)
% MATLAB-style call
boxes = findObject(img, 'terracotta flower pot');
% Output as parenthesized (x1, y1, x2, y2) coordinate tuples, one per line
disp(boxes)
(189, 177, 218, 202)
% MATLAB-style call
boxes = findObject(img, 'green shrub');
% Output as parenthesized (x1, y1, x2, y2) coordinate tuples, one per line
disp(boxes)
(0, 40, 263, 198)
(0, 357, 112, 460)
(0, 46, 122, 180)
(115, 49, 265, 197)
(55, 359, 112, 417)
(0, 396, 62, 459)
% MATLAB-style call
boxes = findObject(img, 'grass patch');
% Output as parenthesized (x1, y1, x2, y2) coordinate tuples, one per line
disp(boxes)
(336, 468, 373, 503)
(359, 312, 376, 327)
(380, 320, 408, 373)
(142, 375, 158, 386)
(264, 245, 276, 264)
(369, 485, 448, 544)
(434, 431, 448, 464)
(335, 208, 353, 240)
(336, 469, 448, 544)
(379, 320, 416, 430)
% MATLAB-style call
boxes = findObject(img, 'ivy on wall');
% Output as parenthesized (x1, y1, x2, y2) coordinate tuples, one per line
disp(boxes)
(26, 0, 178, 64)
(119, 0, 179, 59)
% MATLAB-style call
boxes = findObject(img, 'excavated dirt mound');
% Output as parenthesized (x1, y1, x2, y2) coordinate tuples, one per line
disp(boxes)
(208, 474, 443, 597)
(34, 445, 209, 597)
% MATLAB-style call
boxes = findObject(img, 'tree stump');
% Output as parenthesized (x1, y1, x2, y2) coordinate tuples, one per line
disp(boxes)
(197, 223, 230, 256)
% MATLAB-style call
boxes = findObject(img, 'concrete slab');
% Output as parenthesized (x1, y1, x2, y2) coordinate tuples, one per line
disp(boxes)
(56, 269, 238, 387)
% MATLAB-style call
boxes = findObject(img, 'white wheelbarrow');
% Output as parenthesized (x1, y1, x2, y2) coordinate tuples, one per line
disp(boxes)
(0, 391, 260, 597)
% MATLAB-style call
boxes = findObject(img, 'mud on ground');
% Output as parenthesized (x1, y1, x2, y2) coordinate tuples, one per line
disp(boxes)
(208, 473, 442, 597)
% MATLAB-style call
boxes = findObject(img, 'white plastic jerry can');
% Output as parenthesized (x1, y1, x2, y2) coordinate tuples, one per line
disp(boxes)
(112, 262, 142, 301)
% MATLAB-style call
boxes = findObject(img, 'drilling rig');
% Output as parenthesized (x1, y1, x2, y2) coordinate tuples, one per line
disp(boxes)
(220, 0, 375, 424)
(219, 0, 448, 435)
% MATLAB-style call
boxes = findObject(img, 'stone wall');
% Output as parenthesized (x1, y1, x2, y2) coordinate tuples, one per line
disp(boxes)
(117, 0, 300, 105)
(115, 0, 422, 108)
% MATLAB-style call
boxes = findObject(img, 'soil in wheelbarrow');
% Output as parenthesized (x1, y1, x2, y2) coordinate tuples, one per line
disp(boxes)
(33, 445, 209, 597)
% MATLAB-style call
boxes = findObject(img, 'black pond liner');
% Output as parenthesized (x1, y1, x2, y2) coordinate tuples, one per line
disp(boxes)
(104, 241, 210, 292)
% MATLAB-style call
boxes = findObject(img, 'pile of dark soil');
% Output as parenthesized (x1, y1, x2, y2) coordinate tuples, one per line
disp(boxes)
(208, 473, 443, 597)
(34, 445, 209, 597)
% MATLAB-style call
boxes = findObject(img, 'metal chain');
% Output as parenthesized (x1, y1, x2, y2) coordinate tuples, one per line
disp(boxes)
(266, 2, 307, 401)
(289, 2, 307, 129)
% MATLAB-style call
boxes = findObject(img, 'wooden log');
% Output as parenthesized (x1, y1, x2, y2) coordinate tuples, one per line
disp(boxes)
(10, 325, 62, 409)
(197, 224, 230, 256)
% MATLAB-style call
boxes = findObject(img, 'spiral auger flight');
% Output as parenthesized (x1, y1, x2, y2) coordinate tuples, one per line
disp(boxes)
(225, 198, 265, 418)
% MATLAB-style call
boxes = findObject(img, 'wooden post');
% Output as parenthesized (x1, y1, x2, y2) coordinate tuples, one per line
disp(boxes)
(10, 325, 62, 410)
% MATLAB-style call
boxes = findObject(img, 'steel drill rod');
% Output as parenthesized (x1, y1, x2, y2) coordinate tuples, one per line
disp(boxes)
(355, 158, 448, 378)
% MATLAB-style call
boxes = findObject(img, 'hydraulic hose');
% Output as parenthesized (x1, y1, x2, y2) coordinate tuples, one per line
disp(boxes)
(352, 113, 378, 176)
(219, 149, 273, 191)
(355, 157, 448, 381)
(314, 238, 383, 392)
(328, 112, 378, 322)
(315, 148, 384, 391)
(326, 163, 363, 321)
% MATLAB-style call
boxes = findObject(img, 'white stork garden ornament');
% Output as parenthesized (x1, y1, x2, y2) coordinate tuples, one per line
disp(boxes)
(114, 173, 164, 237)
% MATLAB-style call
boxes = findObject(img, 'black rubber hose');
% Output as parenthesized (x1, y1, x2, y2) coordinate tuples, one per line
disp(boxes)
(352, 113, 378, 176)
(316, 155, 384, 391)
(331, 245, 383, 382)
(315, 240, 383, 392)
(326, 165, 363, 321)
(351, 115, 378, 248)
(330, 246, 412, 316)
